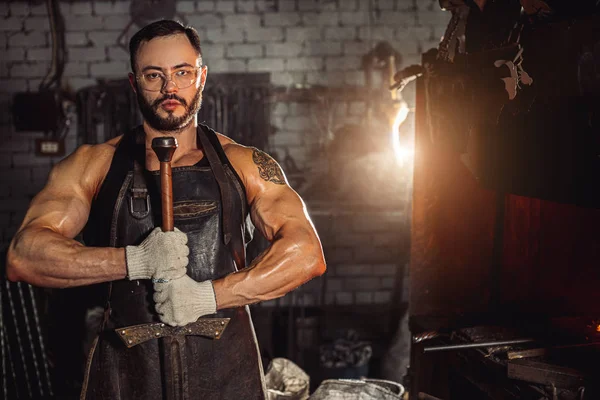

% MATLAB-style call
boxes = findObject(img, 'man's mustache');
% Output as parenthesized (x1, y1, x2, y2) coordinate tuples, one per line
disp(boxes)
(152, 94, 188, 108)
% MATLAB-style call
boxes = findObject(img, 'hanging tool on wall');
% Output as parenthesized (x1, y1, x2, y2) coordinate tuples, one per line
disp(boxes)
(11, 0, 73, 157)
(361, 41, 403, 126)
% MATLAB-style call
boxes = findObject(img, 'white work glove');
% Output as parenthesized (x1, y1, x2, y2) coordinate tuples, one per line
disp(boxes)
(125, 227, 189, 281)
(153, 275, 217, 327)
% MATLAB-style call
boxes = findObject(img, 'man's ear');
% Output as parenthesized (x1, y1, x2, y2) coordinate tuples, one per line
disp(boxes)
(128, 72, 137, 93)
(199, 65, 208, 90)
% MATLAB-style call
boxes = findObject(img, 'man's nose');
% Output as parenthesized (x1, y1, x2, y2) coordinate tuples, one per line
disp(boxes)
(161, 79, 178, 94)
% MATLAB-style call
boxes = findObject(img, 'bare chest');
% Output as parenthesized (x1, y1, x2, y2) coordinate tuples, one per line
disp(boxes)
(144, 149, 205, 171)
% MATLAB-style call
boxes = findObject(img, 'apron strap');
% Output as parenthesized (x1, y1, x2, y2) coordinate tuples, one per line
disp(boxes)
(197, 125, 247, 270)
(101, 126, 145, 331)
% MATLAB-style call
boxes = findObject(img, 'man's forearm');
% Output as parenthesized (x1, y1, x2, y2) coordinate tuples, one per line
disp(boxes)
(212, 228, 326, 309)
(6, 226, 127, 288)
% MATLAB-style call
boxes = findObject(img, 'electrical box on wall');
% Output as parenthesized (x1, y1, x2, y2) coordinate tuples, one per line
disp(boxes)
(35, 138, 65, 157)
(12, 91, 63, 132)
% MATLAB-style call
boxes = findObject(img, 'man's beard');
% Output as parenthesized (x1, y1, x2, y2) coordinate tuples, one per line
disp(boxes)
(137, 86, 203, 133)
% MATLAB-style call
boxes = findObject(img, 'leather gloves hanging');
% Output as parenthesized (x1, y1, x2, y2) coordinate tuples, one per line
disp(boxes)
(153, 276, 217, 326)
(124, 227, 189, 281)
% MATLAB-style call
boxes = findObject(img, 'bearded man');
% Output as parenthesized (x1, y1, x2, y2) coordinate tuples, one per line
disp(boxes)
(6, 20, 326, 400)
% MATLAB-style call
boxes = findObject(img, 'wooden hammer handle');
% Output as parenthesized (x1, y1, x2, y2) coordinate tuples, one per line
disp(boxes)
(151, 137, 178, 232)
(159, 161, 174, 232)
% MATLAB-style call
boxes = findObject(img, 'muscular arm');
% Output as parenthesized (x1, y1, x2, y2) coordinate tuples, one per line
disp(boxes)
(212, 146, 326, 309)
(6, 143, 127, 288)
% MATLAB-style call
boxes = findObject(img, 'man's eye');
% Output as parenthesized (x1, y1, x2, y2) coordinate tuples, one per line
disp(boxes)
(175, 70, 190, 76)
(145, 73, 161, 80)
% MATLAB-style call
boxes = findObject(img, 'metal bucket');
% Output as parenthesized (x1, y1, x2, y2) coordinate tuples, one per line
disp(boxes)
(309, 378, 405, 400)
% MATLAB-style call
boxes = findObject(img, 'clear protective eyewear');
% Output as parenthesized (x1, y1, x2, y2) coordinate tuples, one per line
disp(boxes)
(137, 67, 201, 92)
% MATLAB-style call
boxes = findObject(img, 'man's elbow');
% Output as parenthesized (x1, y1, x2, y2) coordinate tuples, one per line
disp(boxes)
(309, 260, 326, 280)
(299, 232, 326, 279)
(306, 247, 326, 280)
(6, 231, 36, 283)
(6, 250, 55, 287)
(5, 248, 25, 283)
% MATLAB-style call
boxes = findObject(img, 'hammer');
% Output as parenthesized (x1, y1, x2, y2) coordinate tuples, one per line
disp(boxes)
(149, 136, 230, 400)
(151, 137, 178, 231)
(151, 136, 184, 399)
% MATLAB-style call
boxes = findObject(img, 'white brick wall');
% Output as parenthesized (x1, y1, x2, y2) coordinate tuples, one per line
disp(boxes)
(266, 42, 302, 57)
(9, 31, 47, 46)
(0, 0, 449, 304)
(264, 12, 301, 26)
(246, 26, 284, 42)
(226, 43, 263, 58)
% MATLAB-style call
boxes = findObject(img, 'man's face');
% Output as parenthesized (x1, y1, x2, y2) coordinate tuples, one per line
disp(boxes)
(131, 34, 207, 133)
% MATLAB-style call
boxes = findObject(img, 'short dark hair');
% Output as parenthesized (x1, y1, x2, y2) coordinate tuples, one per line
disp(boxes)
(129, 20, 203, 73)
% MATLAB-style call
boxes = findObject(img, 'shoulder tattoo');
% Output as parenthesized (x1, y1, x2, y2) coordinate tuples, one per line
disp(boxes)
(252, 148, 285, 185)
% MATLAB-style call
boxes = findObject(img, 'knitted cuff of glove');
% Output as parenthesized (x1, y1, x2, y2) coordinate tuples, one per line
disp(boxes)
(191, 280, 217, 316)
(124, 245, 153, 280)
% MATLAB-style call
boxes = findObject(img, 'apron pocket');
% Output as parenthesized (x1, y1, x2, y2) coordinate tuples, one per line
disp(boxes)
(173, 200, 218, 220)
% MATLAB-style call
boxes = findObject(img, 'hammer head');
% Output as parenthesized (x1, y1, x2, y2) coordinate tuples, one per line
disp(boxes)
(151, 136, 178, 163)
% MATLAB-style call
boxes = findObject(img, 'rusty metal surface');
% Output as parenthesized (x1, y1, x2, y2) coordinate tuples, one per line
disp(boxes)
(507, 348, 547, 360)
(508, 342, 600, 361)
(507, 359, 586, 389)
(115, 318, 230, 348)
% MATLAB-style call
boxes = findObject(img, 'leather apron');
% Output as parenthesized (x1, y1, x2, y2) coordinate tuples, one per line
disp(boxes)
(80, 125, 266, 399)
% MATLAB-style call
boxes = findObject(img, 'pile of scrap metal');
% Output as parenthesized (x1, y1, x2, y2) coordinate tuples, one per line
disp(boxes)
(319, 329, 373, 370)
(265, 358, 404, 400)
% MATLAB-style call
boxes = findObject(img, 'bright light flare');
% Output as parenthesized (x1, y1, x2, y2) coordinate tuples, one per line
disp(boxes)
(391, 101, 413, 167)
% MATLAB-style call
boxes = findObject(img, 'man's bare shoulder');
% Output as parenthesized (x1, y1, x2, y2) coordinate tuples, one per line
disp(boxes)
(51, 135, 123, 195)
(215, 132, 250, 168)
(214, 132, 261, 158)
(59, 136, 120, 170)
(219, 137, 255, 167)
(215, 131, 237, 146)
(213, 132, 286, 186)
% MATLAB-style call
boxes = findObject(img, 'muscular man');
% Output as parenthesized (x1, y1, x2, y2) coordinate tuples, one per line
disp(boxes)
(6, 20, 326, 399)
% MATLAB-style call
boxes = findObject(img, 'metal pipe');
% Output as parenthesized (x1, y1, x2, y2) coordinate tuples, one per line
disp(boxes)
(5, 280, 33, 398)
(1, 320, 16, 400)
(17, 282, 43, 397)
(423, 338, 535, 353)
(28, 284, 53, 396)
